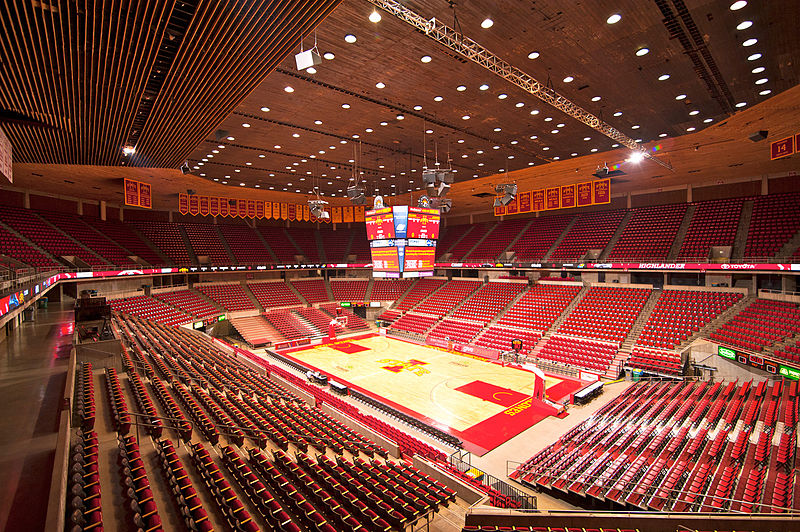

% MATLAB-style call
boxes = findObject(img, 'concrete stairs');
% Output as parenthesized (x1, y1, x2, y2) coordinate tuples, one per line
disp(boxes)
(130, 226, 173, 265)
(214, 225, 238, 265)
(389, 279, 420, 310)
(313, 231, 327, 263)
(240, 280, 263, 311)
(440, 225, 475, 257)
(189, 287, 226, 313)
(604, 352, 629, 380)
(776, 228, 800, 260)
(499, 218, 535, 258)
(365, 278, 374, 301)
(36, 213, 113, 266)
(598, 210, 633, 261)
(620, 289, 663, 352)
(769, 335, 799, 355)
(528, 284, 591, 358)
(731, 199, 755, 260)
(462, 225, 501, 260)
(251, 226, 280, 263)
(666, 204, 697, 261)
(177, 225, 198, 265)
(543, 216, 579, 261)
(0, 219, 63, 266)
(324, 278, 334, 301)
(291, 311, 324, 337)
(281, 228, 308, 262)
(285, 280, 310, 305)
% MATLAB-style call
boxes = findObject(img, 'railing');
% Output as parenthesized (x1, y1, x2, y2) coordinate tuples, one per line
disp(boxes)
(447, 451, 536, 510)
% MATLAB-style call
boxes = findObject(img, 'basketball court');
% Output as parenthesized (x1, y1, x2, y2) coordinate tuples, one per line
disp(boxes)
(278, 333, 586, 455)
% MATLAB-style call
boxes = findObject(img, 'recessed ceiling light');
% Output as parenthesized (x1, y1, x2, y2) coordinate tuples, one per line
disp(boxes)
(747, 53, 762, 61)
(635, 139, 642, 143)
(508, 155, 515, 159)
(556, 123, 565, 128)
(686, 127, 696, 132)
(260, 107, 270, 112)
(607, 13, 622, 24)
(239, 183, 245, 186)
(528, 51, 540, 59)
(341, 103, 350, 109)
(759, 89, 772, 96)
(413, 105, 423, 110)
(213, 178, 219, 181)
(631, 125, 640, 129)
(493, 127, 502, 132)
(659, 133, 668, 137)
(553, 157, 560, 161)
(736, 20, 753, 30)
(751, 66, 765, 74)
(529, 135, 538, 139)
(658, 74, 670, 81)
(323, 52, 335, 60)
(457, 139, 465, 143)
(344, 34, 357, 43)
(492, 145, 500, 149)
(676, 94, 687, 100)
(434, 96, 443, 101)
(742, 38, 757, 47)
(551, 129, 559, 134)
(636, 47, 649, 56)
(369, 9, 381, 23)
(729, 1, 747, 11)
(478, 163, 484, 166)
(218, 145, 225, 148)
(543, 146, 550, 150)
(571, 153, 578, 157)
(380, 121, 388, 126)
(477, 150, 484, 154)
(420, 55, 432, 63)
(227, 136, 234, 140)
(590, 148, 598, 153)
(274, 145, 281, 149)
(340, 140, 347, 144)
(425, 129, 433, 134)
(461, 115, 470, 120)
(613, 111, 622, 117)
(515, 102, 525, 108)
(396, 114, 405, 120)
(284, 86, 294, 93)
(689, 110, 700, 115)
(292, 133, 300, 137)
(755, 78, 768, 85)
(498, 93, 508, 99)
(245, 162, 252, 165)
(365, 128, 373, 132)
(735, 101, 747, 108)
(457, 85, 466, 91)
(481, 18, 494, 29)
(583, 136, 591, 141)
(314, 120, 322, 125)
(544, 117, 553, 122)
(375, 82, 385, 89)
(479, 84, 489, 90)
(306, 67, 316, 74)
(563, 76, 574, 83)
(591, 96, 601, 102)
(530, 109, 539, 115)
(703, 118, 713, 123)
(352, 134, 359, 138)
(510, 140, 518, 145)
(212, 150, 219, 153)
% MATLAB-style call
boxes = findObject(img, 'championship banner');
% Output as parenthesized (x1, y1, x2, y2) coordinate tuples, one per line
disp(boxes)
(332, 206, 343, 224)
(343, 205, 354, 223)
(354, 205, 366, 222)
(138, 182, 152, 209)
(288, 203, 297, 221)
(188, 194, 199, 216)
(561, 184, 576, 209)
(178, 193, 189, 215)
(209, 196, 220, 217)
(273, 202, 281, 220)
(124, 179, 140, 207)
(264, 201, 272, 219)
(219, 198, 230, 217)
(532, 189, 546, 212)
(518, 191, 531, 212)
(505, 195, 518, 215)
(593, 178, 611, 204)
(301, 204, 310, 222)
(546, 187, 560, 210)
(247, 200, 256, 218)
(280, 202, 289, 220)
(199, 195, 209, 216)
(255, 200, 264, 219)
(238, 199, 248, 218)
(576, 181, 593, 207)
(771, 136, 794, 160)
(494, 202, 505, 216)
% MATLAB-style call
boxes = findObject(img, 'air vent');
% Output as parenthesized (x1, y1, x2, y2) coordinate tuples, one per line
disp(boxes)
(473, 192, 494, 198)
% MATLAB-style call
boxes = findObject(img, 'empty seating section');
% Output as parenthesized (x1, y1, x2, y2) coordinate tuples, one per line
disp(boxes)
(637, 290, 743, 349)
(330, 279, 369, 301)
(427, 319, 483, 343)
(290, 278, 330, 303)
(264, 309, 316, 339)
(319, 303, 370, 331)
(153, 289, 219, 318)
(447, 223, 496, 261)
(608, 204, 687, 260)
(711, 299, 800, 352)
(628, 346, 683, 375)
(511, 214, 574, 261)
(248, 280, 302, 308)
(318, 228, 351, 262)
(678, 197, 745, 260)
(196, 283, 256, 311)
(436, 224, 474, 259)
(0, 206, 107, 266)
(110, 295, 190, 326)
(774, 339, 800, 365)
(257, 226, 299, 262)
(550, 209, 627, 261)
(370, 279, 414, 301)
(538, 335, 619, 373)
(181, 223, 231, 264)
(218, 223, 272, 264)
(285, 227, 321, 262)
(395, 278, 444, 311)
(73, 362, 95, 430)
(557, 286, 651, 342)
(0, 224, 58, 268)
(474, 326, 541, 355)
(88, 217, 165, 265)
(512, 380, 800, 514)
(39, 211, 132, 265)
(230, 315, 280, 345)
(348, 227, 372, 261)
(132, 221, 192, 264)
(745, 193, 800, 258)
(295, 306, 335, 334)
(450, 282, 526, 323)
(155, 439, 214, 531)
(465, 218, 529, 261)
(413, 279, 481, 317)
(497, 283, 582, 331)
(390, 313, 438, 334)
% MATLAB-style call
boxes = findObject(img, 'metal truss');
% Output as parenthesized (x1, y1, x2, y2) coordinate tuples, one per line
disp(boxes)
(366, 0, 673, 171)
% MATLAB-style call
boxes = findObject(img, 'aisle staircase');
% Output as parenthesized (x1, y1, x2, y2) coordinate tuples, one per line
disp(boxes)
(731, 199, 755, 260)
(542, 217, 578, 261)
(598, 211, 633, 260)
(666, 204, 697, 261)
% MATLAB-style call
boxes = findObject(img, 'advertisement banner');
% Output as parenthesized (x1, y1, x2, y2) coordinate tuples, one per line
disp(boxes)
(138, 182, 152, 209)
(593, 178, 611, 204)
(124, 179, 140, 207)
(178, 193, 189, 215)
(532, 189, 546, 212)
(561, 184, 576, 209)
(518, 191, 531, 213)
(209, 196, 220, 217)
(188, 194, 199, 216)
(576, 181, 593, 207)
(199, 195, 209, 216)
(546, 187, 560, 210)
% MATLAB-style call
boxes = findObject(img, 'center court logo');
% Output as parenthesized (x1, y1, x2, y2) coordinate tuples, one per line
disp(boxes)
(378, 358, 430, 376)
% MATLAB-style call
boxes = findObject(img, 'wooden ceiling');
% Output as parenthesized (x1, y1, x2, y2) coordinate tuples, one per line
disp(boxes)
(3, 0, 800, 215)
(0, 0, 342, 167)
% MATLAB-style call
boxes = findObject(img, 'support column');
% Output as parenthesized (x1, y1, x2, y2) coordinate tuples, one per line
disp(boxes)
(169, 210, 173, 222)
(77, 200, 83, 216)
(627, 192, 632, 209)
(761, 175, 768, 196)
(23, 191, 30, 209)
(686, 184, 692, 203)
(99, 201, 106, 221)
(119, 207, 124, 222)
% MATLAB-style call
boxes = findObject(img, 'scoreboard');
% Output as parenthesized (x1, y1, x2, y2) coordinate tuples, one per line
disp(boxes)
(365, 206, 439, 277)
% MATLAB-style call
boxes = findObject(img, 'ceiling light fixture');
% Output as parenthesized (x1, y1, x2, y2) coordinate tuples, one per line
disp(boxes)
(729, 1, 747, 11)
(607, 13, 622, 24)
(420, 55, 432, 63)
(369, 9, 381, 23)
(742, 38, 757, 47)
(736, 20, 753, 30)
(636, 47, 649, 56)
(479, 84, 489, 90)
(375, 82, 385, 89)
(528, 51, 540, 59)
(481, 18, 494, 29)
(323, 52, 335, 60)
(658, 74, 670, 81)
(563, 76, 574, 83)
(284, 86, 294, 93)
(344, 34, 357, 43)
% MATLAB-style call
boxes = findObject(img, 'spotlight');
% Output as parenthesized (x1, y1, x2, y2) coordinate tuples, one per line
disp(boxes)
(180, 161, 191, 174)
(122, 145, 136, 156)
(369, 9, 381, 23)
(431, 197, 452, 213)
(627, 151, 645, 163)
(493, 183, 517, 206)
(295, 47, 322, 71)
(346, 185, 366, 205)
(309, 199, 329, 219)
(437, 181, 450, 197)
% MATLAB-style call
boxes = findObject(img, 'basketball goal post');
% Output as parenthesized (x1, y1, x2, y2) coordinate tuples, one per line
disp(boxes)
(499, 338, 546, 402)
(327, 307, 348, 341)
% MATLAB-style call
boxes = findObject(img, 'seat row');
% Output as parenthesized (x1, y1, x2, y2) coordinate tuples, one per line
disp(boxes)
(118, 434, 162, 531)
(74, 362, 95, 431)
(104, 367, 131, 434)
(155, 439, 214, 531)
(68, 430, 103, 532)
